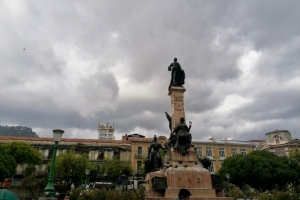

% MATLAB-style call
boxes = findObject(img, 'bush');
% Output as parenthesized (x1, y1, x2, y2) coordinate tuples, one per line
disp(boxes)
(228, 186, 243, 199)
(69, 188, 142, 200)
(256, 189, 300, 200)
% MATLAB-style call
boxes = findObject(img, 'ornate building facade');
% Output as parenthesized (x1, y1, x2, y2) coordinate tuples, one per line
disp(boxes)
(193, 138, 256, 173)
(0, 136, 131, 175)
(256, 130, 300, 156)
(0, 134, 257, 177)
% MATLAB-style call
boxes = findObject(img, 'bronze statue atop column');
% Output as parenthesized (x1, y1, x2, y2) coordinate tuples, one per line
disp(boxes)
(168, 58, 185, 90)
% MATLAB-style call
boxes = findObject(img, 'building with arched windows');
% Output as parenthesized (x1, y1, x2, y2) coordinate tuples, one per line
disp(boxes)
(256, 130, 300, 156)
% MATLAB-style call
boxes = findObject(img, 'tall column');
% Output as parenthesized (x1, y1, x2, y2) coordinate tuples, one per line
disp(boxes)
(168, 86, 186, 131)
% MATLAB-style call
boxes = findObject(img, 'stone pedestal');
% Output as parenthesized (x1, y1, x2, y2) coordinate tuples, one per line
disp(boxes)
(145, 148, 234, 200)
(168, 86, 186, 130)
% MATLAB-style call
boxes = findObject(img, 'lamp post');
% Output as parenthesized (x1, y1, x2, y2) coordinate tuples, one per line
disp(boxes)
(85, 168, 90, 189)
(225, 173, 231, 194)
(132, 174, 136, 190)
(42, 129, 64, 198)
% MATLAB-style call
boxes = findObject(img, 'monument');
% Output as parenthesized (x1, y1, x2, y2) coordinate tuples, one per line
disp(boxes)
(144, 58, 233, 200)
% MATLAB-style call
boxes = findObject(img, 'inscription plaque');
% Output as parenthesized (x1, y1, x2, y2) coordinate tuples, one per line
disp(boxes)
(211, 174, 224, 191)
(152, 176, 167, 190)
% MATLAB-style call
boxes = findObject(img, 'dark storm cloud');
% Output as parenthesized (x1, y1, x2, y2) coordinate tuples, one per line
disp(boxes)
(232, 87, 300, 121)
(0, 0, 299, 141)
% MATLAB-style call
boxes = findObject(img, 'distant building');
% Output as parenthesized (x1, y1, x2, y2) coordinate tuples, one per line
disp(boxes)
(0, 136, 131, 178)
(193, 137, 256, 173)
(122, 134, 167, 174)
(256, 130, 300, 156)
(98, 123, 115, 140)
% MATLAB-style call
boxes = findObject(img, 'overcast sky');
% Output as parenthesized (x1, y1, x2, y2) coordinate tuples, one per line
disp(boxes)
(1, 0, 299, 141)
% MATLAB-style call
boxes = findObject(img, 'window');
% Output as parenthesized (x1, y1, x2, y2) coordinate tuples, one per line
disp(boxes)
(137, 161, 142, 173)
(231, 148, 237, 156)
(240, 149, 247, 155)
(196, 147, 202, 157)
(274, 135, 280, 144)
(37, 165, 43, 171)
(218, 148, 225, 158)
(275, 148, 285, 155)
(40, 149, 47, 159)
(208, 163, 214, 173)
(137, 147, 142, 156)
(206, 147, 213, 157)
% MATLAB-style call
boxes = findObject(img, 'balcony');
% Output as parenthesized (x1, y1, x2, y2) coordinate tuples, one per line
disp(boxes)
(134, 153, 143, 159)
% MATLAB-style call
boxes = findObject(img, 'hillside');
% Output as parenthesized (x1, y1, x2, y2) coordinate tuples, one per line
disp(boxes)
(0, 125, 39, 137)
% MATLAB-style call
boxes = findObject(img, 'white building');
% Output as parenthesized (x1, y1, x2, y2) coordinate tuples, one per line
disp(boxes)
(98, 123, 115, 140)
(256, 130, 300, 156)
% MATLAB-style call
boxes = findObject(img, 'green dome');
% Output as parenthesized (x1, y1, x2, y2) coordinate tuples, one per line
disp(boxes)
(0, 189, 19, 200)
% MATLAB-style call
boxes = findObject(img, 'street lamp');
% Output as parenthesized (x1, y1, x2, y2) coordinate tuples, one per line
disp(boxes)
(85, 168, 90, 189)
(225, 173, 231, 194)
(43, 129, 64, 198)
(132, 174, 136, 190)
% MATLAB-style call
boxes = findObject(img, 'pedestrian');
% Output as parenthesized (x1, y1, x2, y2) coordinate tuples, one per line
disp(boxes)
(173, 188, 191, 200)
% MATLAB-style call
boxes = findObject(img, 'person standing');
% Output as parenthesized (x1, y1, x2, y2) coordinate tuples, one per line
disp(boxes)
(173, 188, 191, 200)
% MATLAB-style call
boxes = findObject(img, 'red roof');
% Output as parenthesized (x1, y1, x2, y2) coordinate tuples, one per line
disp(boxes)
(249, 140, 265, 142)
(0, 136, 130, 144)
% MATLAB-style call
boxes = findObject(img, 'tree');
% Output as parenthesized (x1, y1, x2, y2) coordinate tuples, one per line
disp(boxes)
(289, 148, 300, 162)
(0, 146, 17, 184)
(2, 141, 42, 165)
(54, 148, 92, 187)
(218, 150, 300, 191)
(0, 125, 38, 137)
(99, 158, 133, 182)
(20, 165, 47, 200)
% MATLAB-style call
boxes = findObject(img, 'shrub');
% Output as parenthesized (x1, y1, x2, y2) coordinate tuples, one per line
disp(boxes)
(69, 188, 142, 200)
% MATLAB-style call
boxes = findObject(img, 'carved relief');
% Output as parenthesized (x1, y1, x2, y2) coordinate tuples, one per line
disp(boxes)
(177, 177, 202, 184)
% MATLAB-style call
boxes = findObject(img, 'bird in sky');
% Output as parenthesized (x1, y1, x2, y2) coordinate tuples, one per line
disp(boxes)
(23, 48, 25, 50)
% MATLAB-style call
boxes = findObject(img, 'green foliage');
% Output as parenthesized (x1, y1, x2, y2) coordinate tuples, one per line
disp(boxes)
(0, 125, 38, 137)
(89, 164, 99, 183)
(69, 188, 142, 200)
(139, 157, 147, 178)
(159, 148, 165, 160)
(98, 158, 133, 182)
(20, 166, 47, 200)
(2, 141, 42, 165)
(22, 164, 37, 177)
(256, 189, 300, 200)
(289, 148, 300, 162)
(218, 150, 300, 191)
(0, 146, 17, 182)
(54, 148, 92, 187)
(228, 185, 243, 199)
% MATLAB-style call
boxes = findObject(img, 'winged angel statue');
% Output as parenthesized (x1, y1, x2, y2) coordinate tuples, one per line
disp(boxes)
(165, 112, 192, 156)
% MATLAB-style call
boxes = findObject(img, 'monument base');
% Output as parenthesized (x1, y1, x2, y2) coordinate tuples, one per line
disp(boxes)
(145, 198, 233, 200)
(145, 147, 233, 200)
(38, 197, 57, 200)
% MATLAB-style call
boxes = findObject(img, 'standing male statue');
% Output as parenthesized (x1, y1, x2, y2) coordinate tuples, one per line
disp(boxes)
(168, 58, 185, 90)
(146, 135, 164, 173)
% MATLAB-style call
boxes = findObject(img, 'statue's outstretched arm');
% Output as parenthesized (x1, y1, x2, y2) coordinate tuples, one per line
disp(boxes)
(168, 63, 173, 71)
(188, 122, 192, 132)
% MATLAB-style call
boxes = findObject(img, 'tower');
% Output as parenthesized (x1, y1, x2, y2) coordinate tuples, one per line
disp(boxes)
(98, 123, 115, 140)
